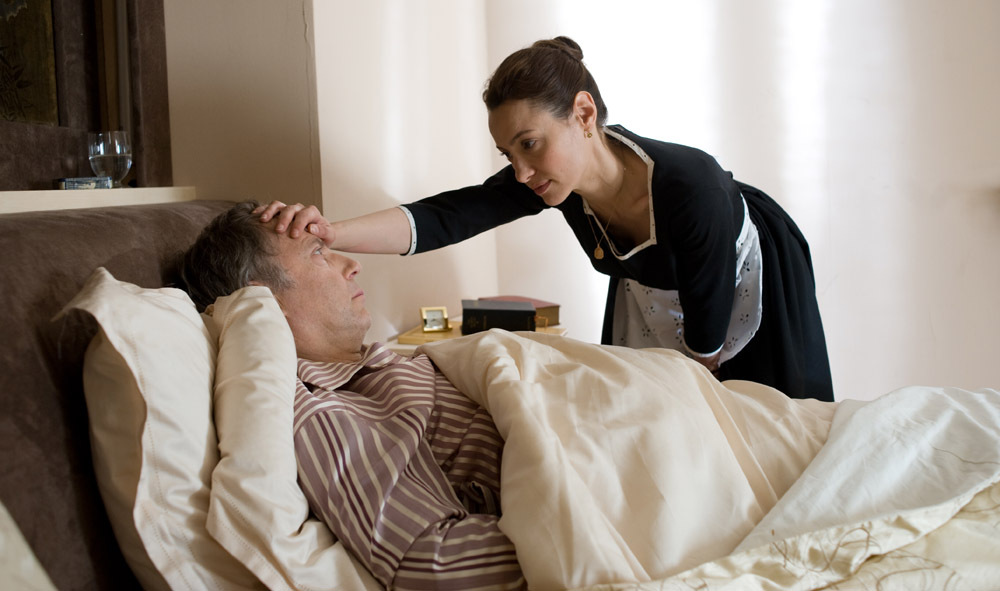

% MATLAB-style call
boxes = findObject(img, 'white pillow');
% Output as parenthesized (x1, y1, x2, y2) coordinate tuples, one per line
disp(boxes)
(204, 286, 381, 591)
(62, 267, 263, 591)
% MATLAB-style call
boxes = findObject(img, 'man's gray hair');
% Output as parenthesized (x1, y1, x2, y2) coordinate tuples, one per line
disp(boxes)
(180, 200, 294, 310)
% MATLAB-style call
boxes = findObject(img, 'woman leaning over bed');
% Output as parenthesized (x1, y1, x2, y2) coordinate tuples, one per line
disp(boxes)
(259, 36, 834, 402)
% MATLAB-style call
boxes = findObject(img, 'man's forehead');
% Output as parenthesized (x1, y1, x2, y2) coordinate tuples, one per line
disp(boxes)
(263, 221, 321, 254)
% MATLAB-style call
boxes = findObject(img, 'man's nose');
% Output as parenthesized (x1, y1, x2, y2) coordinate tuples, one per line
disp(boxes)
(343, 256, 362, 278)
(330, 251, 362, 277)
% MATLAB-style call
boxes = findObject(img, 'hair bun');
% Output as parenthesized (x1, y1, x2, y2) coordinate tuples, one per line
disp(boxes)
(532, 36, 584, 61)
(484, 35, 608, 127)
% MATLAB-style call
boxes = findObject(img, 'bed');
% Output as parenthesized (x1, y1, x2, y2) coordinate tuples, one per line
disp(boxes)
(2, 200, 998, 590)
(423, 331, 1000, 590)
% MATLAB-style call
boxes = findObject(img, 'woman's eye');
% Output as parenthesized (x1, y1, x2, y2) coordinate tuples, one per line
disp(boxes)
(499, 150, 511, 160)
(522, 139, 535, 150)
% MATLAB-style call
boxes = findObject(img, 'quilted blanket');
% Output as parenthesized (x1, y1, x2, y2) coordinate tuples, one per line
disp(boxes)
(420, 330, 1000, 590)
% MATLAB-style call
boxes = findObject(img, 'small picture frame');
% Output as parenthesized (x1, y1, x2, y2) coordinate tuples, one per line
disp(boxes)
(420, 306, 450, 332)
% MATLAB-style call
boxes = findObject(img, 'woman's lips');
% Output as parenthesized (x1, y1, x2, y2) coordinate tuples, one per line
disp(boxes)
(532, 180, 551, 196)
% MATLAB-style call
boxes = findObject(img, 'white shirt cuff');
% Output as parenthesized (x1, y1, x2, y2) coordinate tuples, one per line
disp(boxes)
(683, 339, 723, 359)
(398, 205, 417, 256)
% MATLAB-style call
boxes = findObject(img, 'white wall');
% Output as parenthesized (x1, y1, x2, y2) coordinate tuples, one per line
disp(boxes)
(167, 0, 1000, 401)
(311, 0, 501, 341)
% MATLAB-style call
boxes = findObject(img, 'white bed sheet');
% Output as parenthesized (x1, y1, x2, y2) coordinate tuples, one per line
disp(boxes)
(420, 330, 1000, 591)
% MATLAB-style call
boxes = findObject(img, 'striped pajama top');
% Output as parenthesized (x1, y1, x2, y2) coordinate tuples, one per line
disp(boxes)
(293, 343, 525, 590)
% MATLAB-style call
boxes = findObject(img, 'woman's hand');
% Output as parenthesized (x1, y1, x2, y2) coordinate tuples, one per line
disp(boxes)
(255, 200, 333, 244)
(692, 351, 722, 378)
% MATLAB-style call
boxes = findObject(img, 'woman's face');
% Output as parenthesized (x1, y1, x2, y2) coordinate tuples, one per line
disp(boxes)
(488, 99, 589, 207)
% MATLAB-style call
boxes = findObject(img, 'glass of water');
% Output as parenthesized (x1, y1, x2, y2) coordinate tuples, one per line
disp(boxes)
(88, 131, 132, 188)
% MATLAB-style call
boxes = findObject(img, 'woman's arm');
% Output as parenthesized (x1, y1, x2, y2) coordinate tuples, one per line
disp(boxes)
(256, 201, 412, 254)
(257, 166, 544, 255)
(329, 207, 412, 254)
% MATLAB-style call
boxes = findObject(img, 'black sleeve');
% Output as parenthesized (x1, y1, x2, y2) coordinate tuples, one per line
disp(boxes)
(404, 166, 548, 253)
(665, 176, 741, 356)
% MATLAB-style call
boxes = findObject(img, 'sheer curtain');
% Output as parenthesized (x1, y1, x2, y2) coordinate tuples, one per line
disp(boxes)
(485, 0, 1000, 400)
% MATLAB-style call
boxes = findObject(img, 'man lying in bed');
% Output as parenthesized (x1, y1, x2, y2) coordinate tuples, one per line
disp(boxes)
(181, 201, 525, 591)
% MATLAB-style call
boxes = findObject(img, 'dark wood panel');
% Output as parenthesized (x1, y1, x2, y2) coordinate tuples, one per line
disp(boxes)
(0, 0, 170, 190)
(127, 0, 172, 187)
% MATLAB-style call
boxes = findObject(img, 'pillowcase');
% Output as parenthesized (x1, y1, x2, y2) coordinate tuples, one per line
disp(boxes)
(62, 267, 263, 591)
(204, 286, 381, 591)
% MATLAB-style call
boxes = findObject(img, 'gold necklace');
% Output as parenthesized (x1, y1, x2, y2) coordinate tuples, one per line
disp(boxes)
(586, 144, 628, 260)
(586, 206, 616, 260)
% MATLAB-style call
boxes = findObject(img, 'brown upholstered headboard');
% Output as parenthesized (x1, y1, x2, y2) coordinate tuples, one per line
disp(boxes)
(0, 199, 234, 589)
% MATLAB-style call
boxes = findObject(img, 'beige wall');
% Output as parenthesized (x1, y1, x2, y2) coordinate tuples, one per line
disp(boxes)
(163, 0, 321, 206)
(165, 0, 1000, 401)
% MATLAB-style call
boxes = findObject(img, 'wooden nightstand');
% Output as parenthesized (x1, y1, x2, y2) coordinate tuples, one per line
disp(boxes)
(385, 320, 568, 356)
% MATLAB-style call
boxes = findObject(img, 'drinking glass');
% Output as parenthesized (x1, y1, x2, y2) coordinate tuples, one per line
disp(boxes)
(88, 131, 132, 188)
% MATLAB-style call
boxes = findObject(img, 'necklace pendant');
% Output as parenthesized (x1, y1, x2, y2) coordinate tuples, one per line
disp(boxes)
(594, 245, 604, 260)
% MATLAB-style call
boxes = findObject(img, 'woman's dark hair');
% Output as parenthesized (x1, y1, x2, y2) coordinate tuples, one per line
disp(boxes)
(483, 36, 608, 126)
(180, 200, 294, 310)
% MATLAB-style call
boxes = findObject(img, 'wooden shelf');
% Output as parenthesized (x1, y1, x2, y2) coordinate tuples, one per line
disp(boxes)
(0, 186, 200, 214)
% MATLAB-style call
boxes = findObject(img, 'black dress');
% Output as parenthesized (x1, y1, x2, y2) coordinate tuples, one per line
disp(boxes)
(402, 125, 834, 401)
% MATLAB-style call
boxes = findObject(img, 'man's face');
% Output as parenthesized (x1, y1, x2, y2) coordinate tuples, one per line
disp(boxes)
(269, 226, 371, 362)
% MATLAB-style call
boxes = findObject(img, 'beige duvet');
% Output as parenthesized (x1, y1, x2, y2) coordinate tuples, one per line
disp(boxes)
(421, 330, 1000, 591)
